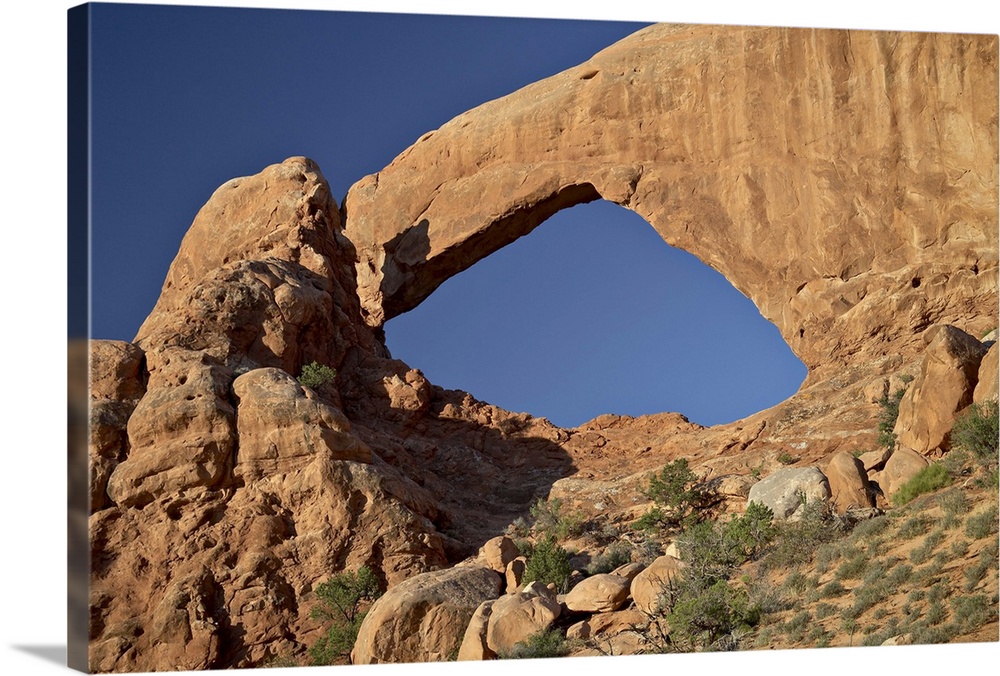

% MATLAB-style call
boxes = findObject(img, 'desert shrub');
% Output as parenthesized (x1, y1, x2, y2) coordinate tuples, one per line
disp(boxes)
(783, 610, 811, 634)
(925, 601, 947, 625)
(834, 552, 868, 580)
(877, 387, 907, 451)
(523, 536, 573, 593)
(897, 515, 934, 539)
(885, 563, 913, 587)
(819, 580, 847, 598)
(497, 628, 569, 659)
(528, 498, 584, 541)
(850, 580, 890, 617)
(309, 566, 382, 665)
(744, 576, 789, 615)
(664, 578, 761, 651)
(938, 488, 971, 521)
(950, 593, 999, 632)
(815, 602, 837, 619)
(893, 464, 951, 506)
(634, 458, 712, 531)
(776, 452, 797, 465)
(851, 514, 891, 539)
(963, 559, 990, 592)
(927, 581, 950, 604)
(964, 505, 999, 539)
(587, 542, 632, 575)
(909, 622, 959, 644)
(782, 571, 811, 594)
(650, 504, 774, 652)
(760, 500, 845, 571)
(262, 656, 299, 668)
(676, 502, 775, 583)
(910, 531, 945, 565)
(298, 361, 336, 389)
(861, 557, 894, 585)
(950, 400, 999, 465)
(814, 542, 843, 574)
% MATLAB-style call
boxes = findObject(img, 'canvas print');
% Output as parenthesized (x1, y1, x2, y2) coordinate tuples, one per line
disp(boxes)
(70, 2, 999, 673)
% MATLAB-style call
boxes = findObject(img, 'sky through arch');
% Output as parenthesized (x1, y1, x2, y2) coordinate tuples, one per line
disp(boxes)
(385, 200, 807, 428)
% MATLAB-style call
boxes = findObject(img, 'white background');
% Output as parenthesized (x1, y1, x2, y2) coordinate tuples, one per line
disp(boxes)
(1, 1, 997, 675)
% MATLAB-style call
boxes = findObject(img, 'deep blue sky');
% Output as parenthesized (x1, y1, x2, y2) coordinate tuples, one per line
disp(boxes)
(89, 2, 807, 428)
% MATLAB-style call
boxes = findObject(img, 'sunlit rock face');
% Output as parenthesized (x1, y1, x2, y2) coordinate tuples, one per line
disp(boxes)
(345, 23, 998, 378)
(86, 22, 999, 672)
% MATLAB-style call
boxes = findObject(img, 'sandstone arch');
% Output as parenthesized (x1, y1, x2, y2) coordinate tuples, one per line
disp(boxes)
(345, 24, 998, 378)
(385, 198, 808, 427)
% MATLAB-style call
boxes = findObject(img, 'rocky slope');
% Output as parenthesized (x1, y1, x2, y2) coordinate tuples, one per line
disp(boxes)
(84, 22, 998, 672)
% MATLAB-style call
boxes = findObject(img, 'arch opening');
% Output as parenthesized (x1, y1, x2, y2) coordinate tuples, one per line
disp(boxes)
(384, 200, 807, 428)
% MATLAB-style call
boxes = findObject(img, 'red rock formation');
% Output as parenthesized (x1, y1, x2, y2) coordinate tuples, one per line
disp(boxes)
(85, 22, 998, 671)
(344, 24, 998, 379)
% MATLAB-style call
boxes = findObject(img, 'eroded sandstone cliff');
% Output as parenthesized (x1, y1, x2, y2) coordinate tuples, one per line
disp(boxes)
(85, 22, 997, 671)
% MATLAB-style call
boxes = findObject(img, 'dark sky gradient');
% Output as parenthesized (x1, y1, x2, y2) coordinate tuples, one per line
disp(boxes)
(89, 2, 807, 428)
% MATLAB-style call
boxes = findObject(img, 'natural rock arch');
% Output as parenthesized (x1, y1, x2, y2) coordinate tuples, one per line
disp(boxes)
(345, 24, 998, 379)
(384, 198, 809, 427)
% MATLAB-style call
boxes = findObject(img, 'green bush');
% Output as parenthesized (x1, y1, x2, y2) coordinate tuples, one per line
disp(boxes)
(761, 500, 846, 571)
(877, 387, 907, 451)
(664, 578, 761, 651)
(529, 498, 583, 541)
(636, 458, 711, 530)
(834, 552, 868, 580)
(897, 514, 934, 539)
(587, 542, 632, 575)
(309, 566, 382, 665)
(910, 531, 945, 565)
(951, 400, 999, 464)
(497, 628, 570, 659)
(677, 502, 775, 584)
(964, 505, 999, 539)
(820, 580, 847, 598)
(892, 464, 951, 506)
(298, 361, 337, 389)
(950, 594, 999, 632)
(523, 536, 573, 593)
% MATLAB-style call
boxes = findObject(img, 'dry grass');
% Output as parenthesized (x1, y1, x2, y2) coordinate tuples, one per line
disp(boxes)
(747, 480, 998, 650)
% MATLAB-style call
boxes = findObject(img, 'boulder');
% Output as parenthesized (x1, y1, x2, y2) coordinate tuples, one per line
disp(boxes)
(610, 562, 645, 582)
(456, 599, 495, 661)
(567, 608, 647, 640)
(874, 447, 930, 498)
(630, 555, 686, 615)
(974, 343, 998, 403)
(485, 581, 562, 655)
(479, 536, 520, 574)
(505, 557, 527, 594)
(563, 574, 631, 613)
(746, 467, 832, 521)
(351, 566, 503, 664)
(856, 447, 893, 473)
(894, 325, 988, 453)
(824, 451, 875, 513)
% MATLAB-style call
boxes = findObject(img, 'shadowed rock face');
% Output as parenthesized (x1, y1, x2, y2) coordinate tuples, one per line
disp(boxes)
(86, 22, 998, 672)
(344, 24, 998, 377)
